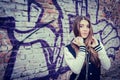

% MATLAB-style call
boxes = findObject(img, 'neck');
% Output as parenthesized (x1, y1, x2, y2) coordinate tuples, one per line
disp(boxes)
(83, 38, 86, 43)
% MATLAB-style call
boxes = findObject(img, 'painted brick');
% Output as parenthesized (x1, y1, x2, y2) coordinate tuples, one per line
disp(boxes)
(12, 0, 27, 4)
(0, 0, 119, 80)
(2, 0, 10, 2)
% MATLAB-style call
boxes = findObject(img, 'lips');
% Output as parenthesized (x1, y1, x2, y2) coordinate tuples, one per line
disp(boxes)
(82, 33, 88, 37)
(83, 33, 88, 35)
(81, 32, 89, 38)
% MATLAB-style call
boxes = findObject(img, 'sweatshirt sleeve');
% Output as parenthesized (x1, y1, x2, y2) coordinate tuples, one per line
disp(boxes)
(94, 41, 111, 70)
(63, 46, 86, 74)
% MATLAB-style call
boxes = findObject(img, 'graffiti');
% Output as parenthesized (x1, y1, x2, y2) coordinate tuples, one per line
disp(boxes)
(100, 0, 120, 27)
(66, 0, 119, 59)
(0, 0, 67, 79)
(0, 0, 119, 80)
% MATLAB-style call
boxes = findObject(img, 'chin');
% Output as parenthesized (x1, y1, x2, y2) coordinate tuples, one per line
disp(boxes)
(81, 35, 88, 38)
(82, 36, 87, 38)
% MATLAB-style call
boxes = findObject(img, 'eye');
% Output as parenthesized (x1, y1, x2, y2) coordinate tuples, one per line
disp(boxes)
(79, 24, 83, 28)
(87, 25, 90, 28)
(79, 25, 82, 28)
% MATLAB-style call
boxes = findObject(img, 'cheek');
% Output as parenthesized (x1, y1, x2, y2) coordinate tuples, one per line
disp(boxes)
(86, 28, 90, 33)
(78, 29, 81, 36)
(79, 29, 82, 33)
(88, 29, 90, 33)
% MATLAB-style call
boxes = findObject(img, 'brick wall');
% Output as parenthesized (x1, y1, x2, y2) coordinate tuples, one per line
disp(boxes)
(0, 0, 119, 80)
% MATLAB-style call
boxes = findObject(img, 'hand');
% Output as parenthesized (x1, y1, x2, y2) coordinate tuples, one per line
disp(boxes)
(72, 37, 85, 46)
(91, 36, 98, 48)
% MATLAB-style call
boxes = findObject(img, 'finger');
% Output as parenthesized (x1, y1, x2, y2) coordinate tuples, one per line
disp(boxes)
(92, 36, 97, 43)
(72, 40, 77, 45)
(74, 37, 78, 42)
(92, 36, 95, 40)
(72, 38, 76, 43)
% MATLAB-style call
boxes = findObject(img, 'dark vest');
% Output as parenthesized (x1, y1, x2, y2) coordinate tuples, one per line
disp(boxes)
(66, 44, 101, 80)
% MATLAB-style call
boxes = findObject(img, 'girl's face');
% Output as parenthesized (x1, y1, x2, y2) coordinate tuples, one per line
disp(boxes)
(79, 19, 90, 38)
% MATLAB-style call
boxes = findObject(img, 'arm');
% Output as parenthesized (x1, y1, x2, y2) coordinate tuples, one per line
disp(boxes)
(94, 41, 111, 70)
(64, 46, 86, 74)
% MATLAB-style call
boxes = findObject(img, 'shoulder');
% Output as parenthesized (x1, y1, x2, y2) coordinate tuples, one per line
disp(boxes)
(64, 44, 76, 58)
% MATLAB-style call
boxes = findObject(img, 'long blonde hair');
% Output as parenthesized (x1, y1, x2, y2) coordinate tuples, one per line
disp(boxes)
(72, 16, 100, 67)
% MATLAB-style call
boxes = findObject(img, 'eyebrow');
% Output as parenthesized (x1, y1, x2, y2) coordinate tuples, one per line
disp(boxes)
(79, 24, 83, 25)
(79, 24, 90, 28)
(79, 24, 88, 26)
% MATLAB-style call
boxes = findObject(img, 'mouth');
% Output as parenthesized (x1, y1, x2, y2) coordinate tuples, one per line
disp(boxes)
(83, 33, 88, 35)
(82, 33, 89, 37)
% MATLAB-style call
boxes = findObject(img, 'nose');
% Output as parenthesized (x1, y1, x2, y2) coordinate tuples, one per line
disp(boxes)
(83, 26, 88, 31)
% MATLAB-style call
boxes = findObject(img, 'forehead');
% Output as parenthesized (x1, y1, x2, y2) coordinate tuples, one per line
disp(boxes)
(79, 19, 89, 25)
